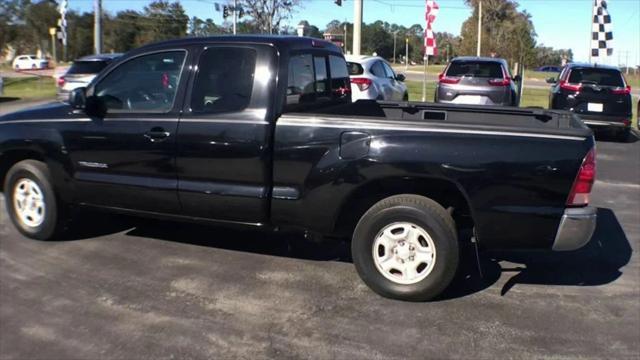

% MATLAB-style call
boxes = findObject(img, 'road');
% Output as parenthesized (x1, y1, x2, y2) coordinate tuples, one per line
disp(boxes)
(0, 109, 639, 359)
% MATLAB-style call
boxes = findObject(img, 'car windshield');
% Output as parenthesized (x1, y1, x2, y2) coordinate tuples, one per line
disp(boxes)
(347, 62, 364, 75)
(567, 68, 624, 87)
(446, 61, 504, 78)
(67, 61, 110, 75)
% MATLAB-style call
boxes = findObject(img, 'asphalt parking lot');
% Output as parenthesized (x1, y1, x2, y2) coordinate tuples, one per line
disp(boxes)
(0, 131, 638, 359)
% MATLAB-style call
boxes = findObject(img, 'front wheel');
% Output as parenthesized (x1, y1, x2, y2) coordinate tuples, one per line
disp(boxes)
(352, 194, 459, 301)
(4, 160, 66, 240)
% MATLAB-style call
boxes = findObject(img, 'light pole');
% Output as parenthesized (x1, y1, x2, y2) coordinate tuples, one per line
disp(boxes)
(352, 0, 362, 56)
(94, 0, 102, 54)
(393, 31, 398, 64)
(476, 0, 482, 56)
(49, 27, 57, 63)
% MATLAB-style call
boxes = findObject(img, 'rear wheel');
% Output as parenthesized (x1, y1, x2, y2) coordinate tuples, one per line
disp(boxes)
(4, 160, 67, 240)
(351, 194, 459, 301)
(402, 93, 409, 101)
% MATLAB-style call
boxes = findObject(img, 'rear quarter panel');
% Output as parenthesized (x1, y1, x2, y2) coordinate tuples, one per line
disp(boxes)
(272, 114, 593, 249)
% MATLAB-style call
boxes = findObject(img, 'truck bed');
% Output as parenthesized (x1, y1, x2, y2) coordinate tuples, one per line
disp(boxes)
(305, 100, 593, 139)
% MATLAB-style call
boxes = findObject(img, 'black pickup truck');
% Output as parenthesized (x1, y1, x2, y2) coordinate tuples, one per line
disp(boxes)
(0, 36, 597, 301)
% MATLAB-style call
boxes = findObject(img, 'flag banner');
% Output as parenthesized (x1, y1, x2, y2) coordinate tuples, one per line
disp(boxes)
(424, 0, 439, 56)
(591, 0, 613, 57)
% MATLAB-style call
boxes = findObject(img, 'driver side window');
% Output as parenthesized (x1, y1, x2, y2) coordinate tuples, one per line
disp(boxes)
(94, 51, 186, 113)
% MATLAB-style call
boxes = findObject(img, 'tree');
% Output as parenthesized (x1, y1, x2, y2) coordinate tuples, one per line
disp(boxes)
(459, 0, 537, 65)
(109, 10, 143, 52)
(137, 0, 189, 45)
(236, 0, 303, 34)
(189, 17, 224, 36)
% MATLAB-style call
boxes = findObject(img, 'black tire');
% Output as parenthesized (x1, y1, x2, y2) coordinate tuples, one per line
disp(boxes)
(618, 127, 631, 142)
(402, 93, 409, 101)
(4, 160, 66, 240)
(352, 194, 458, 301)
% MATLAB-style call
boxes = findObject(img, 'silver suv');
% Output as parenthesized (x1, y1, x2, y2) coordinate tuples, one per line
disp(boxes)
(435, 57, 521, 106)
(57, 53, 122, 101)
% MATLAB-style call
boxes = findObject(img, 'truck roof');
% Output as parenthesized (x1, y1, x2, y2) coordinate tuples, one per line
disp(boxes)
(133, 35, 344, 55)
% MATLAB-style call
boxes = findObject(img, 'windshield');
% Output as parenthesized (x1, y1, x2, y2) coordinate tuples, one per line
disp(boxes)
(446, 61, 504, 78)
(347, 62, 364, 76)
(67, 61, 110, 75)
(567, 68, 624, 87)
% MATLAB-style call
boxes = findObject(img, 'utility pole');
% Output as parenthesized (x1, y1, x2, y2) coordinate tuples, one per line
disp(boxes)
(49, 27, 57, 62)
(476, 0, 482, 56)
(233, 0, 237, 35)
(344, 22, 348, 54)
(405, 37, 409, 71)
(393, 31, 398, 64)
(352, 0, 362, 56)
(94, 0, 102, 54)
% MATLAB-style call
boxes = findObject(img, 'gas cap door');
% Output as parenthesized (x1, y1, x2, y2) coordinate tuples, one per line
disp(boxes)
(340, 131, 371, 160)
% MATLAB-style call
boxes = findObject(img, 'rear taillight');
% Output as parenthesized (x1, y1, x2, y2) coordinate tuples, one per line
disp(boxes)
(57, 76, 65, 87)
(438, 73, 460, 84)
(611, 85, 631, 95)
(488, 77, 511, 86)
(559, 80, 582, 92)
(567, 148, 596, 206)
(351, 77, 372, 91)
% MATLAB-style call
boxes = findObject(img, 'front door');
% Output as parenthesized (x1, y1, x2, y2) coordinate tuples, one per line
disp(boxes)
(67, 50, 190, 214)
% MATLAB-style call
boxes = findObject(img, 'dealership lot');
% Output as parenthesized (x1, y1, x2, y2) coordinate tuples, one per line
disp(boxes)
(0, 134, 638, 359)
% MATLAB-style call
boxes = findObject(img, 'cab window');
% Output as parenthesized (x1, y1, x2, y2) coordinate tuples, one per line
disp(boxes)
(190, 47, 256, 114)
(94, 51, 186, 113)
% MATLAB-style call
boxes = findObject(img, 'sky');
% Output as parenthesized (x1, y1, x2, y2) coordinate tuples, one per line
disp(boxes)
(70, 0, 640, 66)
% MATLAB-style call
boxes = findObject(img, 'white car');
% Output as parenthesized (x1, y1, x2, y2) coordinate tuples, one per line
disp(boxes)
(12, 55, 49, 71)
(346, 55, 408, 102)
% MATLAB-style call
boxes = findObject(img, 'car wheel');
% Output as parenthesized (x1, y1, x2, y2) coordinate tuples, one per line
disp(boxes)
(4, 160, 67, 240)
(402, 93, 409, 101)
(351, 194, 459, 301)
(31, 64, 36, 69)
(618, 127, 631, 142)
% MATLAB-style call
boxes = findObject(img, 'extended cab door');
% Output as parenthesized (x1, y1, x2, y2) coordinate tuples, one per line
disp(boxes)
(67, 49, 190, 213)
(176, 44, 276, 224)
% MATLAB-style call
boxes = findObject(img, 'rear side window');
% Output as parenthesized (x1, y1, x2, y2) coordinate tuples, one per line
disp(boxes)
(329, 55, 350, 94)
(314, 56, 328, 94)
(347, 61, 364, 75)
(446, 61, 503, 78)
(567, 68, 624, 87)
(191, 47, 256, 114)
(287, 54, 315, 107)
(67, 61, 109, 75)
(370, 61, 386, 77)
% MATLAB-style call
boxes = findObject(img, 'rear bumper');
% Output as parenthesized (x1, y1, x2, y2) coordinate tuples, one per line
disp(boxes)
(552, 207, 597, 251)
(578, 114, 631, 128)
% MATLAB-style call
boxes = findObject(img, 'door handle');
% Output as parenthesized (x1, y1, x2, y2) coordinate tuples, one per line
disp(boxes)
(144, 128, 171, 142)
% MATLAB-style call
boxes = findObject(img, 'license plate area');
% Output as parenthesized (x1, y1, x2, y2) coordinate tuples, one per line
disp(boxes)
(587, 103, 603, 112)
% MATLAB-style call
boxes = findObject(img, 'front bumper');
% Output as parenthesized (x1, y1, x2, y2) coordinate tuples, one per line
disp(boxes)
(552, 207, 597, 251)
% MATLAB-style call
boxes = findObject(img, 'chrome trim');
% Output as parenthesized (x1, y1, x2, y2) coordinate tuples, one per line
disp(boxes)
(278, 116, 586, 141)
(0, 118, 92, 125)
(552, 207, 597, 251)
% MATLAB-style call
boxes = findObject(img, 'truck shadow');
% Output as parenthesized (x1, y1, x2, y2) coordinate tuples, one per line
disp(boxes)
(593, 129, 639, 143)
(60, 207, 631, 301)
(438, 207, 632, 300)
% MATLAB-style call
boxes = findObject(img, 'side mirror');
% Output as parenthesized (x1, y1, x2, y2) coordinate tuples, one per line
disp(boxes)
(69, 87, 86, 109)
(85, 95, 106, 118)
(546, 77, 557, 84)
(512, 75, 522, 82)
(396, 74, 406, 82)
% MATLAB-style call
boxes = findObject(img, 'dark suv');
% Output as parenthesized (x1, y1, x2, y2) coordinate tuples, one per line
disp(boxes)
(435, 57, 521, 106)
(548, 63, 632, 138)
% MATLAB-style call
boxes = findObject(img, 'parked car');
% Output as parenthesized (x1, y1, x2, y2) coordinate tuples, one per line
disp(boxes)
(0, 36, 597, 302)
(548, 63, 632, 139)
(435, 57, 521, 106)
(536, 65, 562, 73)
(12, 55, 49, 71)
(346, 55, 408, 101)
(57, 53, 123, 101)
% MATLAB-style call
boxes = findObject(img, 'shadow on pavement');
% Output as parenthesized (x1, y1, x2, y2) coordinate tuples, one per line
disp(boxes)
(57, 207, 631, 301)
(594, 128, 639, 143)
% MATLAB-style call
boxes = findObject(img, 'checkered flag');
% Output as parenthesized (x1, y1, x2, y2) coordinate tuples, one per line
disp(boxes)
(591, 0, 613, 57)
(424, 0, 439, 56)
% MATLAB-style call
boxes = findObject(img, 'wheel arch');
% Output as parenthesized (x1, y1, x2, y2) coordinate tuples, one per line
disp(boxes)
(0, 149, 46, 192)
(332, 176, 475, 238)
